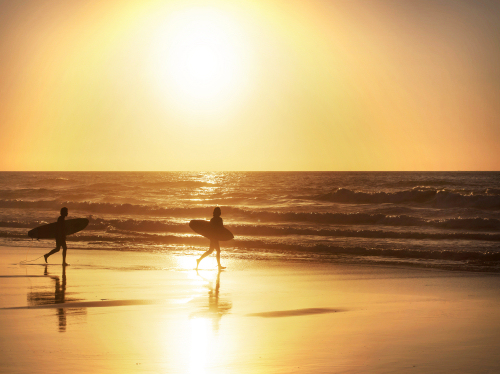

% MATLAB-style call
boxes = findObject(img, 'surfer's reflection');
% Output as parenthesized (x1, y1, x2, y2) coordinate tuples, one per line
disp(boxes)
(190, 270, 232, 331)
(27, 266, 85, 332)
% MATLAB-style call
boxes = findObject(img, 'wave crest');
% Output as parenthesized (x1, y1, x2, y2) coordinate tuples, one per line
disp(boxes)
(314, 188, 500, 209)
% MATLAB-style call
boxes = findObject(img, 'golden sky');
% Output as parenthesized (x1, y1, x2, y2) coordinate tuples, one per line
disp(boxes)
(1, 0, 499, 171)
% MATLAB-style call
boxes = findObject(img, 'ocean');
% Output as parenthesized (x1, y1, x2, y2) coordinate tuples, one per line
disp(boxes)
(1, 171, 499, 271)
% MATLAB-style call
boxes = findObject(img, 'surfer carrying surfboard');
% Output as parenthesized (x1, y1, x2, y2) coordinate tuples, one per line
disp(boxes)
(196, 207, 226, 270)
(44, 207, 69, 266)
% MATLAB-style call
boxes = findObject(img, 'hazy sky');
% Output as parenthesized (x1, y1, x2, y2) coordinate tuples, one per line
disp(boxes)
(1, 0, 499, 171)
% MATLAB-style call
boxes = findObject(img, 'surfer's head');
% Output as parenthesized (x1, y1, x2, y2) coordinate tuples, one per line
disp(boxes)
(60, 207, 68, 217)
(213, 207, 221, 217)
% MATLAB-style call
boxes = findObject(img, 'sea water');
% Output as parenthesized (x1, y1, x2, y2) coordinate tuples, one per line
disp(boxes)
(1, 172, 499, 271)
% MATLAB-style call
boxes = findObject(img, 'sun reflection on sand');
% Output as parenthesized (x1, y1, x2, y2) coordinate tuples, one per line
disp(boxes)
(174, 253, 229, 271)
(187, 269, 233, 373)
(174, 254, 199, 270)
(189, 318, 209, 374)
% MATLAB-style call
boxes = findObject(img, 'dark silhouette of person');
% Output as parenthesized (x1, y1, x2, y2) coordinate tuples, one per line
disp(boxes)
(44, 207, 69, 266)
(196, 207, 226, 270)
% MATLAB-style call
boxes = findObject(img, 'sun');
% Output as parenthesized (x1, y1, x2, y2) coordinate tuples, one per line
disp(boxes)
(149, 6, 251, 115)
(168, 12, 238, 100)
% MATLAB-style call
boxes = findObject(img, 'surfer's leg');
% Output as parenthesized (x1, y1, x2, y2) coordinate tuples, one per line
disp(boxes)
(45, 243, 61, 263)
(62, 241, 69, 266)
(198, 248, 214, 262)
(216, 249, 221, 267)
(197, 250, 213, 268)
(197, 241, 215, 268)
(215, 241, 225, 269)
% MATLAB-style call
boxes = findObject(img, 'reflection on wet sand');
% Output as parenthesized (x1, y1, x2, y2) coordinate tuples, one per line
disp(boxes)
(27, 266, 86, 332)
(188, 270, 233, 373)
(190, 270, 232, 331)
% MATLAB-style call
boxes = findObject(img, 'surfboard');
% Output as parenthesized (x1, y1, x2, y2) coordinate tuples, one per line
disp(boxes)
(189, 220, 234, 241)
(28, 218, 89, 239)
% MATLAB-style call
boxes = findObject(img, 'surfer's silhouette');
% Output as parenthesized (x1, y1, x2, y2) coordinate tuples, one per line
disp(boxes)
(44, 207, 69, 266)
(196, 207, 226, 270)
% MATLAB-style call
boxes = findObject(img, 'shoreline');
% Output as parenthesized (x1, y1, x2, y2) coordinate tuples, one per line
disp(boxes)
(5, 239, 500, 275)
(1, 245, 500, 373)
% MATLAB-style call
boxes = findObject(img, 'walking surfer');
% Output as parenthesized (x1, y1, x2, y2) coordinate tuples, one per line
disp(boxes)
(196, 207, 226, 270)
(44, 207, 69, 266)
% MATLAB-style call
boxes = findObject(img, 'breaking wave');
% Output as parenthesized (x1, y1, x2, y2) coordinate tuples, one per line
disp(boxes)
(1, 200, 500, 231)
(314, 188, 500, 209)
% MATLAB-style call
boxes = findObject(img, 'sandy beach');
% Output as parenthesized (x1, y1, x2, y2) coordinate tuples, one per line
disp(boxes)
(0, 246, 499, 374)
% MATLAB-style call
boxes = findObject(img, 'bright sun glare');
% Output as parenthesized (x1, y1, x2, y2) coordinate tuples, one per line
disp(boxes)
(150, 6, 251, 115)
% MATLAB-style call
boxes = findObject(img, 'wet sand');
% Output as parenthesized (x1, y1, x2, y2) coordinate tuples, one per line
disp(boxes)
(1, 246, 500, 374)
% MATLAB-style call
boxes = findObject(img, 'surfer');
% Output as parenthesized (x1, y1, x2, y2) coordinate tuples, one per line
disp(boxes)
(44, 207, 69, 266)
(196, 207, 226, 270)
